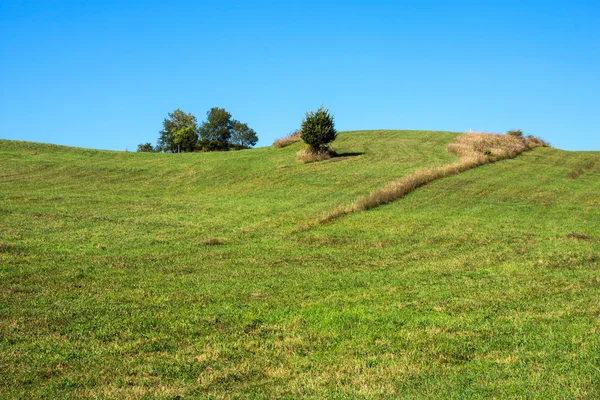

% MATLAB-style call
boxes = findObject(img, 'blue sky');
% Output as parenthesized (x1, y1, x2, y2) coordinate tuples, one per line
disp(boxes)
(1, 0, 599, 151)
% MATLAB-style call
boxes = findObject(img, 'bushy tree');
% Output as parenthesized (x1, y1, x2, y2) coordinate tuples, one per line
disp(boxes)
(172, 125, 197, 153)
(231, 121, 258, 148)
(300, 106, 337, 152)
(198, 107, 233, 145)
(137, 142, 154, 152)
(157, 109, 198, 153)
(198, 108, 258, 150)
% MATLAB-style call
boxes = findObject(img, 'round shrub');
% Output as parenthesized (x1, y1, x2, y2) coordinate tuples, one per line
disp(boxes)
(300, 106, 337, 152)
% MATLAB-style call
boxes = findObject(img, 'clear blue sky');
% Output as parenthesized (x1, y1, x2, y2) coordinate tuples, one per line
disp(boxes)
(1, 0, 599, 151)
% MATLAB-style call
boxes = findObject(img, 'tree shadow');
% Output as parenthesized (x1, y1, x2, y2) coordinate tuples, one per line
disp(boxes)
(335, 152, 364, 157)
(328, 152, 364, 162)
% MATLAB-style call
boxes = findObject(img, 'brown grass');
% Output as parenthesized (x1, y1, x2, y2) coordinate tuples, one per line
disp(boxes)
(524, 135, 550, 149)
(298, 132, 548, 230)
(272, 130, 302, 148)
(446, 132, 529, 161)
(296, 147, 336, 163)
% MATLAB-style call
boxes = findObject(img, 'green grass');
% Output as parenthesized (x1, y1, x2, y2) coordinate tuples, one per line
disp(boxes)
(1, 131, 599, 398)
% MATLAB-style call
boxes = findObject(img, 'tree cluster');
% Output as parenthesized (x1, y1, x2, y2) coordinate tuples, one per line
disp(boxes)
(139, 108, 258, 153)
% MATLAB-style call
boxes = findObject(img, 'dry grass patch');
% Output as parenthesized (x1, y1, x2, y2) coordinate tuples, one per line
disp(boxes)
(296, 147, 336, 163)
(447, 132, 530, 161)
(272, 130, 301, 148)
(525, 135, 550, 148)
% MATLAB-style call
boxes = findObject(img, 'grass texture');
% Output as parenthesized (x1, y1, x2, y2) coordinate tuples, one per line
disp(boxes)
(1, 130, 599, 399)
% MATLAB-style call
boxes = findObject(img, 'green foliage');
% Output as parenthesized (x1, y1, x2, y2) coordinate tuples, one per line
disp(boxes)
(507, 129, 524, 137)
(196, 107, 258, 150)
(157, 109, 198, 153)
(231, 121, 258, 148)
(172, 125, 197, 153)
(151, 107, 258, 153)
(195, 139, 230, 152)
(136, 142, 154, 152)
(198, 107, 233, 144)
(300, 106, 337, 151)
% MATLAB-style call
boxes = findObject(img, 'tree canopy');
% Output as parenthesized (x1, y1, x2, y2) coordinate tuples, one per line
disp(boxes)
(231, 121, 258, 148)
(137, 142, 154, 152)
(146, 107, 258, 153)
(198, 108, 233, 144)
(157, 109, 198, 153)
(300, 106, 337, 152)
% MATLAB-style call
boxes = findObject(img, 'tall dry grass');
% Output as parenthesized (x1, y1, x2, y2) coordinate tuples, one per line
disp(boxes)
(299, 132, 548, 230)
(296, 146, 336, 163)
(272, 130, 302, 148)
(447, 132, 528, 161)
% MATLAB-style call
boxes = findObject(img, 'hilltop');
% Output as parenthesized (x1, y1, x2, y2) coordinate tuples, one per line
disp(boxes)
(1, 131, 599, 398)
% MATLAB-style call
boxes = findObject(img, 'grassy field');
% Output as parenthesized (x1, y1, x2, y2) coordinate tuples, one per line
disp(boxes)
(1, 130, 599, 398)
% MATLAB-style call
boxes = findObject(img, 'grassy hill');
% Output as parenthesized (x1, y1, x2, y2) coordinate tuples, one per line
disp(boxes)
(1, 131, 599, 398)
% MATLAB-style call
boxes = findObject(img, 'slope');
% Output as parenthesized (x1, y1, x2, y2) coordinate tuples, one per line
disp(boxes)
(1, 132, 599, 398)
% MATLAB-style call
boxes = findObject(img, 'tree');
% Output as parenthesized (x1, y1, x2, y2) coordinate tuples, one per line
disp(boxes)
(137, 142, 154, 152)
(198, 107, 233, 145)
(151, 107, 258, 153)
(172, 125, 197, 153)
(157, 109, 198, 153)
(300, 106, 337, 152)
(231, 121, 258, 148)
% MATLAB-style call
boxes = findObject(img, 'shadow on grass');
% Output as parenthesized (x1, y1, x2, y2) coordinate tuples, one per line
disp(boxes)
(328, 152, 365, 162)
(335, 152, 364, 157)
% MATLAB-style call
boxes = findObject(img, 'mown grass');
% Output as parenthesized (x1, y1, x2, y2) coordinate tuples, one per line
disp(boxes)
(1, 131, 599, 398)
